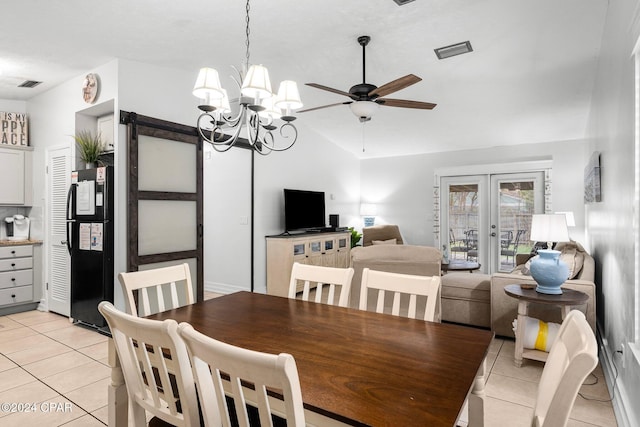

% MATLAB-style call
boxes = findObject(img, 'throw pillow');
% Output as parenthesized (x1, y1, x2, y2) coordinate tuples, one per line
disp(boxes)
(560, 244, 585, 279)
(372, 238, 397, 245)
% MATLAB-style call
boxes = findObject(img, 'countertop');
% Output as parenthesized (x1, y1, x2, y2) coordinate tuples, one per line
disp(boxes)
(0, 239, 43, 246)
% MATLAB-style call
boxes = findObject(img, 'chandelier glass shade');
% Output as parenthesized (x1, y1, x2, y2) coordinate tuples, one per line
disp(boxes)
(193, 0, 303, 154)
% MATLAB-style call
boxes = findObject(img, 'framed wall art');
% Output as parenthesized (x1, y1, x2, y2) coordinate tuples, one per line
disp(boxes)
(584, 151, 601, 203)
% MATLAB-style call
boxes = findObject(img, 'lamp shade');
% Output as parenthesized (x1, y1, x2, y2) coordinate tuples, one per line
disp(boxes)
(209, 89, 231, 114)
(350, 101, 379, 119)
(241, 64, 273, 100)
(275, 80, 303, 110)
(555, 211, 575, 227)
(193, 68, 224, 100)
(360, 203, 378, 217)
(530, 214, 570, 243)
(259, 96, 282, 120)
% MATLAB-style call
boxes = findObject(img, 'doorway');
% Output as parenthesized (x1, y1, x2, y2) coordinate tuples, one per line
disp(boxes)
(441, 171, 544, 273)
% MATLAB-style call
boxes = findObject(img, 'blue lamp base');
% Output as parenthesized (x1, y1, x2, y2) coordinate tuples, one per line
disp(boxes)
(529, 249, 569, 295)
(363, 217, 375, 227)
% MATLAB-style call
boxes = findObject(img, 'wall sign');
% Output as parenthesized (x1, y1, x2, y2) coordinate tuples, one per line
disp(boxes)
(1, 112, 28, 146)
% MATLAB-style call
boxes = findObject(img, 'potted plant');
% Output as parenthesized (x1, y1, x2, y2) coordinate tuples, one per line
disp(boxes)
(74, 130, 105, 169)
(348, 227, 362, 248)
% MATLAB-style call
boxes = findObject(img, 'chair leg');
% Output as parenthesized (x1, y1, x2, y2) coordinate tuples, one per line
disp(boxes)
(129, 399, 147, 427)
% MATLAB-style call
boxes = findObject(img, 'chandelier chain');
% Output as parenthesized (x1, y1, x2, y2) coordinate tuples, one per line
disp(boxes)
(245, 0, 251, 68)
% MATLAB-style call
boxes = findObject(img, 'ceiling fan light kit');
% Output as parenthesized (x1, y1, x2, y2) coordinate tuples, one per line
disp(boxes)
(192, 0, 303, 154)
(300, 35, 436, 121)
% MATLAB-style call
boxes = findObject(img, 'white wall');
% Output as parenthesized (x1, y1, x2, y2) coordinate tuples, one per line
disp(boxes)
(253, 126, 361, 294)
(583, 0, 640, 425)
(361, 140, 588, 248)
(0, 99, 26, 113)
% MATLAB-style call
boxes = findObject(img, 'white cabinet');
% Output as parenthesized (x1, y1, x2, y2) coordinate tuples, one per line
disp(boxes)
(0, 245, 34, 308)
(0, 147, 33, 205)
(266, 231, 351, 297)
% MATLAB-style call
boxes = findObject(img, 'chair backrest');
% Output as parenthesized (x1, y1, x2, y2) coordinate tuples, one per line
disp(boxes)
(98, 302, 198, 427)
(119, 263, 194, 316)
(532, 310, 598, 427)
(362, 224, 404, 246)
(288, 262, 354, 307)
(178, 323, 306, 427)
(359, 268, 441, 322)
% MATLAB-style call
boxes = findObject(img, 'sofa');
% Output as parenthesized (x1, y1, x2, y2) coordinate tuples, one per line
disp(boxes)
(349, 244, 442, 308)
(491, 241, 596, 338)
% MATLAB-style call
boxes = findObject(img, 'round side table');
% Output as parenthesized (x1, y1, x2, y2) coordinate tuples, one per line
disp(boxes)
(441, 260, 480, 273)
(504, 284, 589, 367)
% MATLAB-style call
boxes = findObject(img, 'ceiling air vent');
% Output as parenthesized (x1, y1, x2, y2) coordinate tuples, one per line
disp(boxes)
(18, 80, 42, 88)
(392, 0, 415, 5)
(434, 41, 473, 60)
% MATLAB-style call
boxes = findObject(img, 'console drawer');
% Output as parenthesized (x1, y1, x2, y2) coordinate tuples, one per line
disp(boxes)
(0, 257, 33, 271)
(0, 269, 33, 289)
(0, 245, 33, 259)
(0, 285, 33, 306)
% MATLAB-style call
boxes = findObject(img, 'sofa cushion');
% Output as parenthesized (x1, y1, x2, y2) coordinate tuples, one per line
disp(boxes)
(441, 273, 491, 302)
(372, 238, 397, 245)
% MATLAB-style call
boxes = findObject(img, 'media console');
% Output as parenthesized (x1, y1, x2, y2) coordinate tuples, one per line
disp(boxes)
(266, 230, 351, 297)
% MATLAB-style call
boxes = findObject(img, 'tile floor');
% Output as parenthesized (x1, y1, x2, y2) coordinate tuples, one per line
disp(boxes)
(0, 305, 618, 426)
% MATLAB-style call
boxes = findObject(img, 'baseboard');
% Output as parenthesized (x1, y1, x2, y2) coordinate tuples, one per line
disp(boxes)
(204, 280, 249, 295)
(597, 325, 637, 427)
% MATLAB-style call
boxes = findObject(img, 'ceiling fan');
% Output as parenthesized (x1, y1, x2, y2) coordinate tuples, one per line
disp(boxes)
(299, 35, 436, 122)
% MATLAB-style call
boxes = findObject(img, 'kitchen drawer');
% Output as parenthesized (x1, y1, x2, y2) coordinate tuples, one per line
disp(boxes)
(0, 269, 33, 289)
(0, 285, 33, 307)
(0, 245, 33, 259)
(0, 257, 33, 271)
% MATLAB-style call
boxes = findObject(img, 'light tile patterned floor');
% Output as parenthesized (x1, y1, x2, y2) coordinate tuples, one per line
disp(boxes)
(0, 300, 618, 426)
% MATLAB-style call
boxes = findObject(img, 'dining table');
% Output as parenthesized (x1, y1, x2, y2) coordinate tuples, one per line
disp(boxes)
(107, 291, 494, 427)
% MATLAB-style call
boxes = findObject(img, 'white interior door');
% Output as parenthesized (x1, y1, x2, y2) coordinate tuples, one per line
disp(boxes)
(47, 145, 72, 315)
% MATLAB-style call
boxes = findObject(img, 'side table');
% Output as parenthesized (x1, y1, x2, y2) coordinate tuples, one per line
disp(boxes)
(504, 284, 589, 367)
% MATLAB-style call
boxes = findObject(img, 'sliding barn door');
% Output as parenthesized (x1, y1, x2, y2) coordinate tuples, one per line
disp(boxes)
(121, 112, 203, 303)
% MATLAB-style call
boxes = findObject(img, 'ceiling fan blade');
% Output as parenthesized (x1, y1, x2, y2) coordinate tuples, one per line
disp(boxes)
(368, 74, 422, 98)
(306, 83, 356, 99)
(377, 98, 437, 110)
(298, 102, 352, 113)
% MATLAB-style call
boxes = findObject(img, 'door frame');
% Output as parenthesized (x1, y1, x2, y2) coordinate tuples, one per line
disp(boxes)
(435, 160, 552, 274)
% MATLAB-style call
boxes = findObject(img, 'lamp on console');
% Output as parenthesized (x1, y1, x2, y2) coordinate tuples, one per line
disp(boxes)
(529, 214, 570, 294)
(360, 203, 377, 227)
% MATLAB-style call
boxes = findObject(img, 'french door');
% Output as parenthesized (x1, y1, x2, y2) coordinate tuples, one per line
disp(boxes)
(442, 171, 544, 273)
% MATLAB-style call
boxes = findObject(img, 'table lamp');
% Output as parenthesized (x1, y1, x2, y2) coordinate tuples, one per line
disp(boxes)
(360, 203, 377, 227)
(529, 214, 570, 294)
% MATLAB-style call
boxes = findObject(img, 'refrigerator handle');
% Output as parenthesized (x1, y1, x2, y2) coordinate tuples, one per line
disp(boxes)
(66, 184, 74, 256)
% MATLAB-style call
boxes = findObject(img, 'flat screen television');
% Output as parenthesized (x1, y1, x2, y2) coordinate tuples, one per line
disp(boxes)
(284, 189, 326, 232)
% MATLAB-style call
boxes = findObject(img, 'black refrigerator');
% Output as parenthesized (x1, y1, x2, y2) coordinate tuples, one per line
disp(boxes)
(66, 166, 114, 330)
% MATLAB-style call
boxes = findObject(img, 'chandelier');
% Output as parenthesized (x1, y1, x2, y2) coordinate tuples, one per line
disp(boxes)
(192, 0, 303, 154)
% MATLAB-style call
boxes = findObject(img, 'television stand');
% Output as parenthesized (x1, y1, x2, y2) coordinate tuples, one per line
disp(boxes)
(266, 230, 351, 297)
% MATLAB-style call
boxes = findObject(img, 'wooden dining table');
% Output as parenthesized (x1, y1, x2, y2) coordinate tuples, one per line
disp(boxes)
(107, 291, 493, 427)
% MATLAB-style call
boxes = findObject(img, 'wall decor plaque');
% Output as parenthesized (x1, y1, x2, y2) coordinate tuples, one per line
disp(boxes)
(0, 112, 28, 146)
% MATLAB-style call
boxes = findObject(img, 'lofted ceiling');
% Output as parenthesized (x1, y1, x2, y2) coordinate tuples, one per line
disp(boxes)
(0, 0, 608, 159)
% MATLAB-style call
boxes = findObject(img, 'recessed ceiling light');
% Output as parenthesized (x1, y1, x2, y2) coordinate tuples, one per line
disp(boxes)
(434, 41, 473, 60)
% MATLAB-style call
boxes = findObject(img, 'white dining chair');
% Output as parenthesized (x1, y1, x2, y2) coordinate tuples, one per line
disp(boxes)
(288, 262, 354, 307)
(98, 301, 199, 427)
(531, 309, 598, 427)
(359, 268, 441, 322)
(178, 322, 306, 427)
(119, 263, 194, 316)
